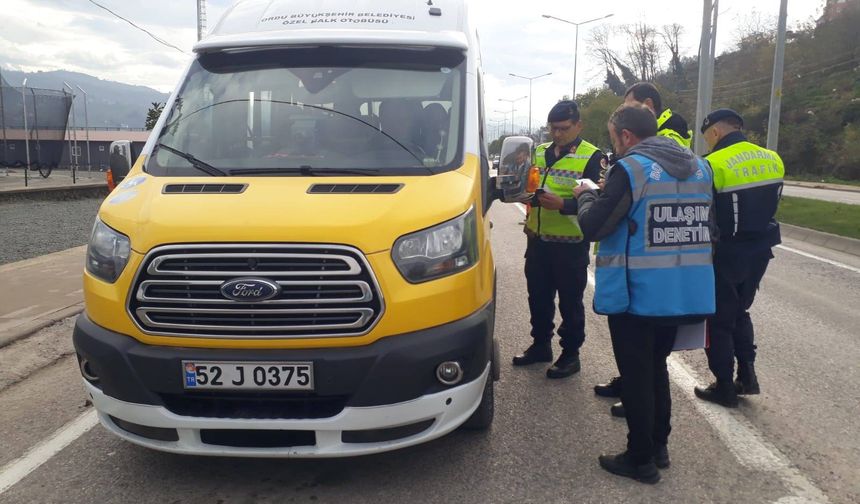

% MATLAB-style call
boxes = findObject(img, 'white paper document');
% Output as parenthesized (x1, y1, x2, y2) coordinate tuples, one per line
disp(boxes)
(673, 321, 708, 351)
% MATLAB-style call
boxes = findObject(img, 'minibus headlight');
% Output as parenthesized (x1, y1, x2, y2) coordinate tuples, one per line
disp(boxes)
(86, 218, 131, 283)
(392, 207, 478, 283)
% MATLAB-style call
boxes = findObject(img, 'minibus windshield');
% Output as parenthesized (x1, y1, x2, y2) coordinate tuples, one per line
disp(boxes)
(147, 46, 466, 176)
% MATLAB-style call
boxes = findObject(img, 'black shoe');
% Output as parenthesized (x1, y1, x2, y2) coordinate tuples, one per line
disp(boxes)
(546, 350, 581, 379)
(610, 401, 626, 418)
(694, 380, 739, 408)
(735, 362, 761, 395)
(594, 376, 623, 398)
(598, 452, 661, 484)
(512, 342, 553, 366)
(653, 444, 670, 469)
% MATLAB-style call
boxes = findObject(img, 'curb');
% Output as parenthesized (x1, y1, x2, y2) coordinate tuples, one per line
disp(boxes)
(783, 180, 860, 194)
(0, 303, 84, 350)
(780, 223, 860, 257)
(0, 183, 109, 203)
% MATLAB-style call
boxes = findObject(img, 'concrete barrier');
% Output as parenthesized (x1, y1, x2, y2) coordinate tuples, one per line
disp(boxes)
(780, 223, 860, 257)
(0, 182, 109, 203)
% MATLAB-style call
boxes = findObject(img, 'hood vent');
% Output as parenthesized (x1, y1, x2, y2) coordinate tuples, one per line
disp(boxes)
(163, 184, 247, 194)
(308, 184, 403, 194)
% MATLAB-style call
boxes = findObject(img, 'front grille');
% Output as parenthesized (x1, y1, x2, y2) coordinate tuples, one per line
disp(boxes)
(128, 244, 383, 338)
(160, 392, 348, 419)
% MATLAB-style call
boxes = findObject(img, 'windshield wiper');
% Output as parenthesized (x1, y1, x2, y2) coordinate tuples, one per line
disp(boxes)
(153, 143, 228, 177)
(233, 166, 383, 176)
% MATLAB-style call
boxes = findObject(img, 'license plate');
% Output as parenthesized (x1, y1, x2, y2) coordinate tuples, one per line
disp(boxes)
(182, 361, 314, 390)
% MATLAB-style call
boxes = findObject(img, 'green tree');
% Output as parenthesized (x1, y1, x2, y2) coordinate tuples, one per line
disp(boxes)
(145, 102, 164, 130)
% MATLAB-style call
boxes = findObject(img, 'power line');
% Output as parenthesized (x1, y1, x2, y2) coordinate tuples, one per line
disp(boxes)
(86, 0, 188, 55)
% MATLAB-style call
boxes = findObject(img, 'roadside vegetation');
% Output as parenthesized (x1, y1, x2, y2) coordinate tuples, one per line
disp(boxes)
(492, 1, 860, 185)
(777, 196, 860, 239)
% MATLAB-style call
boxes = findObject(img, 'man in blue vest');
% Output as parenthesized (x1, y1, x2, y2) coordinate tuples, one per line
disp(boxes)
(574, 104, 715, 483)
(694, 109, 784, 407)
(511, 100, 605, 378)
(595, 82, 694, 419)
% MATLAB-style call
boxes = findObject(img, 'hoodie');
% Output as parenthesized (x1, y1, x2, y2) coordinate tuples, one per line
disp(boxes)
(575, 135, 711, 243)
(627, 135, 700, 180)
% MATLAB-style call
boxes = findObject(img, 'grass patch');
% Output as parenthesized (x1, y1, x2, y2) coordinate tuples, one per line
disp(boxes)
(777, 196, 860, 240)
(785, 175, 860, 187)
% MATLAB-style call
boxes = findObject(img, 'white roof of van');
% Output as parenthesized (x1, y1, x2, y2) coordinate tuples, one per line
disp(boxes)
(196, 0, 468, 52)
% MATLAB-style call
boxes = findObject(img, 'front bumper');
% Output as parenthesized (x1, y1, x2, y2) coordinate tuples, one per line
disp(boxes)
(73, 303, 494, 457)
(85, 366, 488, 457)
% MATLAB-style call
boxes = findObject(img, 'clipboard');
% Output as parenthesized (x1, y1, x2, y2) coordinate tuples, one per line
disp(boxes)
(673, 321, 708, 351)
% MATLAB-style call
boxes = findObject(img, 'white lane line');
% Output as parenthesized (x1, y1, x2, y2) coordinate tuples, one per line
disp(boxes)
(667, 358, 829, 503)
(0, 409, 98, 496)
(776, 244, 860, 274)
(583, 269, 828, 503)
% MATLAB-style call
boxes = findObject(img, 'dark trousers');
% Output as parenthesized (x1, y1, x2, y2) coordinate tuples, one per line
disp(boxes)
(609, 314, 677, 464)
(706, 253, 771, 382)
(524, 238, 588, 352)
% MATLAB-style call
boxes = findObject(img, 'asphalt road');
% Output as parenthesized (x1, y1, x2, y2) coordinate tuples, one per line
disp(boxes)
(1, 202, 858, 503)
(782, 185, 860, 205)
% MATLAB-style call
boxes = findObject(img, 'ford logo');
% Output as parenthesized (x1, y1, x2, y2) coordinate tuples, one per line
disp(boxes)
(220, 278, 281, 302)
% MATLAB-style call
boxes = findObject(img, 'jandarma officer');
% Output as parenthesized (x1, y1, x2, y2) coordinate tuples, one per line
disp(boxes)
(694, 109, 784, 407)
(594, 81, 694, 419)
(512, 100, 604, 378)
(574, 104, 715, 483)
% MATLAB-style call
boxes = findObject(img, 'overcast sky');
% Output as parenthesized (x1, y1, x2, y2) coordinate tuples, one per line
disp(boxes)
(0, 0, 824, 134)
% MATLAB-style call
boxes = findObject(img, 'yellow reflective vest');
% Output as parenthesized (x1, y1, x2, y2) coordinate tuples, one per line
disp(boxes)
(526, 140, 599, 242)
(657, 109, 692, 149)
(706, 138, 784, 241)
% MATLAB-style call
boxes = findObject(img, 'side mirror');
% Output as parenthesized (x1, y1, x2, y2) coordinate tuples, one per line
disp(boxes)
(108, 140, 132, 189)
(496, 136, 536, 203)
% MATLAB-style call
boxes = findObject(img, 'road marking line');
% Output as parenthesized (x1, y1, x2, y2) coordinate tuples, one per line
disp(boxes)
(584, 268, 828, 503)
(0, 409, 98, 496)
(667, 358, 830, 504)
(776, 244, 860, 274)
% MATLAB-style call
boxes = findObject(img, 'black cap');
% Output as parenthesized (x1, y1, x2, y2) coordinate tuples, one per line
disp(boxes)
(701, 108, 744, 133)
(548, 100, 580, 123)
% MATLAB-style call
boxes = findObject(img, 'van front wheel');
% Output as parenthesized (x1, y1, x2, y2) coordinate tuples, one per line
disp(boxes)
(461, 372, 494, 430)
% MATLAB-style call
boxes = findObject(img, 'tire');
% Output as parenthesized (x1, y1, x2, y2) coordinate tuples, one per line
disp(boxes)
(461, 371, 494, 430)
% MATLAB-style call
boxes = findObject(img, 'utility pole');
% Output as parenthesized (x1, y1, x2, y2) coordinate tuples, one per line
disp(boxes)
(499, 96, 526, 136)
(542, 13, 614, 99)
(509, 72, 552, 137)
(63, 82, 79, 182)
(21, 78, 30, 187)
(767, 0, 788, 151)
(76, 85, 92, 176)
(197, 0, 208, 41)
(494, 110, 511, 138)
(694, 0, 717, 156)
(0, 66, 7, 172)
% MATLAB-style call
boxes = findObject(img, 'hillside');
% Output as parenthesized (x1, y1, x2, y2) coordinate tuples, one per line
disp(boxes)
(0, 68, 168, 129)
(575, 3, 860, 181)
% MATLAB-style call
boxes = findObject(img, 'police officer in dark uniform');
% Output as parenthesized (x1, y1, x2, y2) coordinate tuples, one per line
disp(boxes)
(694, 109, 784, 407)
(512, 101, 604, 378)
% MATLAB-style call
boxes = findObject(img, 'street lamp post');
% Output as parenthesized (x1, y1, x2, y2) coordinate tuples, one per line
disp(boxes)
(509, 72, 552, 137)
(494, 110, 512, 138)
(75, 85, 92, 176)
(542, 13, 614, 99)
(21, 78, 30, 187)
(499, 96, 527, 136)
